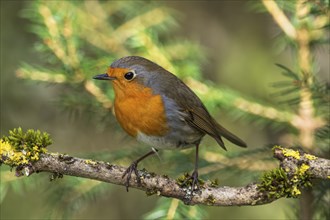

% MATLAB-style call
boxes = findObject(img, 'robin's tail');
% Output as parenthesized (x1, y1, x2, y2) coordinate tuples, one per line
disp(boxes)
(215, 122, 247, 148)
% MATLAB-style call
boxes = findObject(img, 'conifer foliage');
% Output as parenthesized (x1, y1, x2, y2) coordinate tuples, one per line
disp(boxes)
(1, 1, 329, 219)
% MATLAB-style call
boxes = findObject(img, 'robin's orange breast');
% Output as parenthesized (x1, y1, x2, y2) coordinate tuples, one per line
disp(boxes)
(113, 80, 168, 137)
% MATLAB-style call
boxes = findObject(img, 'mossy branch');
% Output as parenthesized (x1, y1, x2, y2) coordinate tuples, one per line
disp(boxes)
(1, 129, 329, 206)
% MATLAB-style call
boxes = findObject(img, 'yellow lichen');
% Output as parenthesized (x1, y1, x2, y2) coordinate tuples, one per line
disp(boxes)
(305, 153, 316, 160)
(259, 157, 312, 199)
(0, 139, 12, 155)
(298, 164, 310, 175)
(0, 140, 29, 166)
(1, 139, 47, 167)
(282, 148, 300, 159)
(291, 175, 299, 183)
(30, 153, 39, 161)
(291, 186, 301, 196)
(84, 160, 97, 165)
(1, 128, 51, 169)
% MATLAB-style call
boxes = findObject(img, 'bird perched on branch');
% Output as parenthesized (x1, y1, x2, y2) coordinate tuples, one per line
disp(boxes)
(93, 56, 247, 191)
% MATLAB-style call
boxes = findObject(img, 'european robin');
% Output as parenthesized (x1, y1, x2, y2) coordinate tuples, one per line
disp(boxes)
(93, 56, 247, 191)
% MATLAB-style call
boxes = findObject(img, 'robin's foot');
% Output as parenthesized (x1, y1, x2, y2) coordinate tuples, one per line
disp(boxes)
(122, 161, 141, 192)
(121, 150, 157, 192)
(190, 170, 200, 191)
(183, 170, 200, 191)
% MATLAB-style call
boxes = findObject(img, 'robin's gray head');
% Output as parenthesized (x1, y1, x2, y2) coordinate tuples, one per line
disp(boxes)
(110, 56, 168, 80)
(93, 56, 178, 97)
(93, 56, 176, 93)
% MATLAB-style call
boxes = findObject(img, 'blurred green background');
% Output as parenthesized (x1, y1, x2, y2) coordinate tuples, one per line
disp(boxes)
(1, 1, 328, 219)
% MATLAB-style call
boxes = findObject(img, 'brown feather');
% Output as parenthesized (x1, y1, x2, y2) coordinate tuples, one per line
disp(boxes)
(154, 72, 247, 149)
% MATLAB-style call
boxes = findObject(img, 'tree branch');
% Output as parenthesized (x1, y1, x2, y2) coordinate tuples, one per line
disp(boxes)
(261, 0, 297, 39)
(5, 147, 329, 207)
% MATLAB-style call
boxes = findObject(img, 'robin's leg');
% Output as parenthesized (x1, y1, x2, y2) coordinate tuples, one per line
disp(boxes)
(191, 143, 200, 190)
(122, 148, 158, 192)
(183, 143, 200, 191)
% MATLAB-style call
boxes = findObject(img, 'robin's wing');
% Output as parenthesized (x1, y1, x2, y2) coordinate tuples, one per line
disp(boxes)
(157, 74, 247, 149)
(184, 106, 227, 150)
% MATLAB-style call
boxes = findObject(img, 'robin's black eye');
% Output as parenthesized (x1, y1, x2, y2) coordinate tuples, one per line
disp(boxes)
(124, 71, 136, 81)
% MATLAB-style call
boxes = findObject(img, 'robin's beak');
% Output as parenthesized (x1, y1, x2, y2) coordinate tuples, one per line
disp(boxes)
(93, 73, 116, 80)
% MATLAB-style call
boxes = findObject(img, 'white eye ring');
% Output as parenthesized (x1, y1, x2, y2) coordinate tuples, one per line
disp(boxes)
(124, 71, 136, 81)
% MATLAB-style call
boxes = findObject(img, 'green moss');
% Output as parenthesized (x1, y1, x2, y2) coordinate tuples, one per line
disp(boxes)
(176, 173, 204, 188)
(145, 188, 159, 196)
(105, 162, 114, 170)
(50, 172, 64, 181)
(149, 172, 157, 178)
(258, 162, 312, 199)
(58, 154, 75, 164)
(177, 173, 191, 187)
(0, 128, 52, 168)
(139, 168, 156, 178)
(210, 178, 219, 187)
(162, 174, 169, 179)
(205, 195, 216, 205)
(139, 168, 155, 179)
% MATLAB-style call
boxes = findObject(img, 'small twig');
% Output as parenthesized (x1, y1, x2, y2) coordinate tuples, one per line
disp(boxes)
(262, 0, 297, 39)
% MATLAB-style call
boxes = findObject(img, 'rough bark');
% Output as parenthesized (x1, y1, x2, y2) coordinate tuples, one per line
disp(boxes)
(12, 148, 330, 206)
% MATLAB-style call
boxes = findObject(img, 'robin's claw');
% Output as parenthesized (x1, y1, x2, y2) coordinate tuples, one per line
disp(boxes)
(182, 170, 201, 191)
(122, 161, 140, 192)
(190, 170, 200, 191)
(121, 150, 157, 192)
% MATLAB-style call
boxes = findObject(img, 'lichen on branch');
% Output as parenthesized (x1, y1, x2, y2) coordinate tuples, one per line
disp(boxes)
(0, 128, 51, 175)
(1, 128, 329, 207)
(258, 146, 314, 199)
